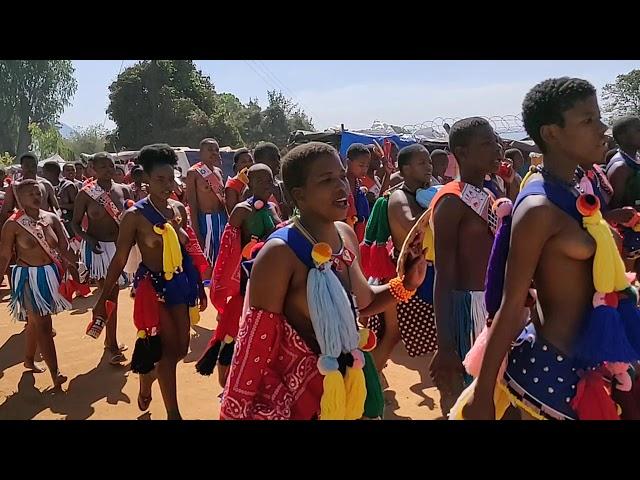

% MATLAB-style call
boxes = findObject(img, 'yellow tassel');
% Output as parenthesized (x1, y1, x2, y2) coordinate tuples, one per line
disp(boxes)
(423, 224, 435, 262)
(153, 223, 183, 281)
(344, 366, 367, 420)
(583, 210, 629, 293)
(496, 381, 547, 420)
(320, 370, 346, 420)
(449, 379, 519, 420)
(520, 165, 538, 189)
(189, 306, 200, 326)
(238, 168, 249, 185)
(493, 381, 513, 419)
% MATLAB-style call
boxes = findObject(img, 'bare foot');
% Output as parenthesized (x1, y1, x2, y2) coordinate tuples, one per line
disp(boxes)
(108, 351, 127, 365)
(24, 361, 46, 373)
(105, 343, 128, 353)
(53, 372, 68, 390)
(138, 393, 152, 411)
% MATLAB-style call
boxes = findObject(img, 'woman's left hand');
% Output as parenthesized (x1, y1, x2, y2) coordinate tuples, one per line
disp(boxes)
(402, 230, 427, 291)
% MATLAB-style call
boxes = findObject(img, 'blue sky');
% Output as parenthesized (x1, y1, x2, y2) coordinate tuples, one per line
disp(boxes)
(60, 60, 640, 133)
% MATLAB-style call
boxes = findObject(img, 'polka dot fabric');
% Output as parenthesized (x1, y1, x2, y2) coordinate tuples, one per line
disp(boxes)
(397, 296, 437, 357)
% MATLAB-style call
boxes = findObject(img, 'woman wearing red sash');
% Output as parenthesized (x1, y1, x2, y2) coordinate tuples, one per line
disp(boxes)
(0, 179, 79, 389)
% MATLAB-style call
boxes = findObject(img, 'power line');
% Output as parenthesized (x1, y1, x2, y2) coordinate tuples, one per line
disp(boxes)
(247, 60, 315, 121)
(254, 60, 315, 119)
(243, 60, 280, 94)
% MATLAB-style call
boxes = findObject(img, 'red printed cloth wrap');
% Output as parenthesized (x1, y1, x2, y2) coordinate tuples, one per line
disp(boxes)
(220, 307, 323, 420)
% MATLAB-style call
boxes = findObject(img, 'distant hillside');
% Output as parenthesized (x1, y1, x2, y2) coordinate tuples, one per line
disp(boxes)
(57, 122, 76, 139)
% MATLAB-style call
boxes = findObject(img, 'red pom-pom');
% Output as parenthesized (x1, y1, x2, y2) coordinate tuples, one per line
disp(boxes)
(576, 194, 600, 217)
(361, 330, 377, 351)
(497, 162, 512, 179)
(605, 292, 620, 308)
(125, 199, 135, 208)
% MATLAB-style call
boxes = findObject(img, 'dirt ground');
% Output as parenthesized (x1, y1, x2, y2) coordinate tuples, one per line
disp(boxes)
(0, 285, 443, 420)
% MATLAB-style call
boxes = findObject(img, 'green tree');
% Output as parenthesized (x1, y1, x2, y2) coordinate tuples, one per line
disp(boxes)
(107, 60, 242, 149)
(107, 61, 314, 150)
(28, 123, 75, 161)
(603, 69, 640, 123)
(241, 98, 264, 147)
(0, 61, 77, 156)
(0, 152, 15, 167)
(259, 90, 314, 147)
(66, 124, 110, 156)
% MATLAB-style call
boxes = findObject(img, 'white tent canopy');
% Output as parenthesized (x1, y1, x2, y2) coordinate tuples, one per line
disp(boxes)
(38, 153, 67, 168)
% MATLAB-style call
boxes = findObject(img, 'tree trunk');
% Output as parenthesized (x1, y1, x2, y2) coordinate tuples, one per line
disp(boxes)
(16, 114, 31, 157)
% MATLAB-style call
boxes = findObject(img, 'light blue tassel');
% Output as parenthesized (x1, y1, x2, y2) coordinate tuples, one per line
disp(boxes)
(9, 266, 29, 321)
(307, 265, 360, 358)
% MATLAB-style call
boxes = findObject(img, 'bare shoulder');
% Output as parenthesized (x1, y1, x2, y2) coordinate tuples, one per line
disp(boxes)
(388, 188, 408, 209)
(336, 221, 359, 252)
(230, 201, 252, 223)
(120, 208, 141, 227)
(433, 193, 465, 221)
(42, 210, 61, 225)
(2, 218, 18, 232)
(511, 194, 561, 233)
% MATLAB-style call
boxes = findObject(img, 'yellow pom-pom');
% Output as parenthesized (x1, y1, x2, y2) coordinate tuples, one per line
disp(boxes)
(311, 242, 332, 266)
(189, 306, 200, 326)
(223, 334, 234, 344)
(137, 330, 147, 339)
(153, 225, 165, 235)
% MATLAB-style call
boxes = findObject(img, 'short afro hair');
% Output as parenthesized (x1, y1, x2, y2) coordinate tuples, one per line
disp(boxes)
(397, 144, 428, 171)
(200, 138, 219, 149)
(430, 149, 448, 163)
(138, 144, 178, 174)
(448, 117, 493, 155)
(14, 178, 39, 193)
(19, 152, 38, 164)
(92, 152, 115, 165)
(253, 142, 280, 164)
(43, 161, 61, 176)
(233, 147, 251, 166)
(346, 143, 371, 161)
(282, 142, 338, 200)
(522, 77, 597, 153)
(504, 148, 524, 161)
(612, 115, 640, 145)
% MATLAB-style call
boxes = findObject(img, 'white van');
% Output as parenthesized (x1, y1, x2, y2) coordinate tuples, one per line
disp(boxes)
(112, 146, 235, 179)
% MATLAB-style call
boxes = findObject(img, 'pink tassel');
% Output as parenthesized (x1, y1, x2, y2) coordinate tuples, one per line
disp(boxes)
(463, 324, 506, 378)
(463, 308, 529, 378)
